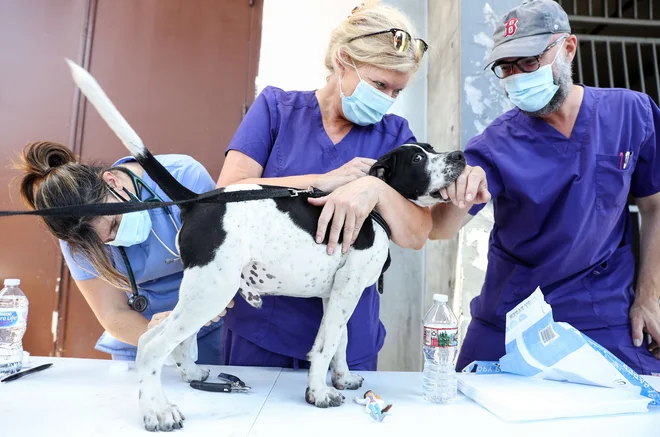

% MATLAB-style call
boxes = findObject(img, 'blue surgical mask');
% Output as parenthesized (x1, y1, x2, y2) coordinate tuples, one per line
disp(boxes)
(340, 62, 395, 126)
(502, 41, 565, 112)
(106, 187, 153, 247)
(106, 210, 152, 247)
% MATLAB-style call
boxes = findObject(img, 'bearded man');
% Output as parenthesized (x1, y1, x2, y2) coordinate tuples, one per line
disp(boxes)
(429, 0, 660, 376)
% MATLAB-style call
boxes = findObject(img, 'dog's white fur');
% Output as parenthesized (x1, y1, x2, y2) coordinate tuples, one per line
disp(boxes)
(65, 59, 460, 432)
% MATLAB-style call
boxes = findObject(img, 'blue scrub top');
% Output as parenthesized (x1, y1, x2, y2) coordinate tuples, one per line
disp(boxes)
(224, 85, 416, 366)
(465, 86, 660, 333)
(60, 154, 223, 360)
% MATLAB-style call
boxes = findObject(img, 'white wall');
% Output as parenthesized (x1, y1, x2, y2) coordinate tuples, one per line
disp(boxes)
(256, 0, 429, 371)
(456, 0, 519, 347)
(256, 0, 358, 94)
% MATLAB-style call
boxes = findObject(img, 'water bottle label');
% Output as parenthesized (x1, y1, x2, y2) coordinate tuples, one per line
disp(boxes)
(424, 326, 458, 348)
(0, 308, 28, 328)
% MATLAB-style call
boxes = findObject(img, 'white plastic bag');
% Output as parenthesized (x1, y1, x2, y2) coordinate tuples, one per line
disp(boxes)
(462, 288, 660, 406)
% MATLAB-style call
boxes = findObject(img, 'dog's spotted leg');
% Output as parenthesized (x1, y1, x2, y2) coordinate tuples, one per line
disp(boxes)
(305, 267, 365, 408)
(330, 326, 363, 390)
(170, 334, 210, 383)
(318, 299, 361, 390)
(135, 320, 185, 432)
(138, 264, 239, 432)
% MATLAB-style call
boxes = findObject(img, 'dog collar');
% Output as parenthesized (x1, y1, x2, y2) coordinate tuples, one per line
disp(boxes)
(369, 210, 391, 240)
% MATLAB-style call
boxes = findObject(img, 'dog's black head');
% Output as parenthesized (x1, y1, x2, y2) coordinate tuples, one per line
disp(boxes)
(369, 142, 466, 207)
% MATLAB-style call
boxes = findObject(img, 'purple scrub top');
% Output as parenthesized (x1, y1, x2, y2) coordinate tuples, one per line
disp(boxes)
(460, 86, 660, 374)
(223, 85, 416, 367)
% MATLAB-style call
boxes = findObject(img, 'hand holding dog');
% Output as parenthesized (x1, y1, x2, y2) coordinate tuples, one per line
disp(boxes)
(316, 157, 376, 192)
(439, 164, 490, 209)
(308, 176, 383, 255)
(147, 299, 235, 330)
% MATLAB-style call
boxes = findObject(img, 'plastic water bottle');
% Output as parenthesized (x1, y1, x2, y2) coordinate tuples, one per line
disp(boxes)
(0, 279, 29, 377)
(422, 293, 458, 404)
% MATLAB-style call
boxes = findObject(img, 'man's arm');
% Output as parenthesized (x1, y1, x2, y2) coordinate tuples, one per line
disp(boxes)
(428, 164, 489, 240)
(631, 192, 660, 358)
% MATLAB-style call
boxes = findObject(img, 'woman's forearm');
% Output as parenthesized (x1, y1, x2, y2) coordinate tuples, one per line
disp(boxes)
(217, 174, 324, 190)
(374, 181, 432, 250)
(101, 308, 150, 347)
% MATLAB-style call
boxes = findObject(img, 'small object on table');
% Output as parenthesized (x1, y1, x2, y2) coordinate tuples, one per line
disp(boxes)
(1, 362, 53, 383)
(189, 373, 251, 393)
(353, 390, 392, 422)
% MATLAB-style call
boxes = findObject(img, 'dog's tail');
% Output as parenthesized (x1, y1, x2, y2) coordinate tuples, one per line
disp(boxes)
(65, 59, 197, 202)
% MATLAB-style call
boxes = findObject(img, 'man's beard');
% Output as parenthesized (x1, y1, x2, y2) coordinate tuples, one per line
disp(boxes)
(522, 53, 574, 118)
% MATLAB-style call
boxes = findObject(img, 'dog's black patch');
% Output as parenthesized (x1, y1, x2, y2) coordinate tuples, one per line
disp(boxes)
(249, 277, 256, 285)
(178, 202, 228, 268)
(266, 274, 276, 279)
(272, 197, 376, 250)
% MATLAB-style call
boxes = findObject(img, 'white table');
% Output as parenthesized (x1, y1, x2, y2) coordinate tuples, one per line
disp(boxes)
(2, 357, 659, 436)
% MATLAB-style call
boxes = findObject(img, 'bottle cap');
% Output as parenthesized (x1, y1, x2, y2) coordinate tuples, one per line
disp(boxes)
(4, 279, 20, 286)
(433, 293, 448, 303)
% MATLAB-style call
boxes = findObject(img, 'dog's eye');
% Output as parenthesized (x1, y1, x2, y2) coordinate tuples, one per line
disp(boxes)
(412, 154, 424, 163)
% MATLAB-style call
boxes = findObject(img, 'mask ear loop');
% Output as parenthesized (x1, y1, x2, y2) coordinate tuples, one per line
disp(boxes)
(337, 51, 365, 98)
(549, 38, 567, 67)
(545, 38, 567, 87)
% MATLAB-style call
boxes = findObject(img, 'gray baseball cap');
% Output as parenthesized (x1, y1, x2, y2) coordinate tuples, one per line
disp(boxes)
(485, 0, 571, 68)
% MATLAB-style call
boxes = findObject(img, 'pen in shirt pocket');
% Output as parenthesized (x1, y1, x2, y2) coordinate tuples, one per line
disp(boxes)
(623, 149, 633, 169)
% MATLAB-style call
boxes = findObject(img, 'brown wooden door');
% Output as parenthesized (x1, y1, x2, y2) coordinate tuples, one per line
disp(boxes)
(0, 0, 262, 359)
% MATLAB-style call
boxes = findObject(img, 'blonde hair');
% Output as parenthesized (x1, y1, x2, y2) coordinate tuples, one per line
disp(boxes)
(324, 1, 424, 74)
(14, 141, 130, 290)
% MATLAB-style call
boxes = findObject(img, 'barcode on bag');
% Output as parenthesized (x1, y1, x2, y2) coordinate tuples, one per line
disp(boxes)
(539, 324, 558, 346)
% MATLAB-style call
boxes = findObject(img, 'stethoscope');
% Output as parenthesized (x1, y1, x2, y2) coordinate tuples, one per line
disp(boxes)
(109, 167, 181, 313)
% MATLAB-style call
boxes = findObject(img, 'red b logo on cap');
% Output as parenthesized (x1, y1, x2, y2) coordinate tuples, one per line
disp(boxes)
(504, 18, 518, 37)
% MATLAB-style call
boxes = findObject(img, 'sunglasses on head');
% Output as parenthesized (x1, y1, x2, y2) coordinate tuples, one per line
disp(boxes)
(348, 28, 429, 56)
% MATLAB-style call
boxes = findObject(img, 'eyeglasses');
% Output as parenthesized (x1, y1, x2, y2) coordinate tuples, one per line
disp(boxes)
(491, 36, 567, 79)
(348, 28, 429, 56)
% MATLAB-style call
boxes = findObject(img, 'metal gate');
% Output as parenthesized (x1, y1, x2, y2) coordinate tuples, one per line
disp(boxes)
(557, 0, 660, 100)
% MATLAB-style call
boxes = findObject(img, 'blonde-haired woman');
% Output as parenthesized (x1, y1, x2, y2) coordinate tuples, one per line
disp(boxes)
(216, 1, 436, 372)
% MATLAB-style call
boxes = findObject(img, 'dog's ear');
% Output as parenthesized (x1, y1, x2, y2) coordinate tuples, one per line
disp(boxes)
(369, 153, 397, 183)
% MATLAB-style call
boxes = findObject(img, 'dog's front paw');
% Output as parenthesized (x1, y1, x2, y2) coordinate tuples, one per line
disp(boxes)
(142, 403, 185, 432)
(305, 385, 345, 408)
(332, 371, 364, 390)
(179, 365, 210, 383)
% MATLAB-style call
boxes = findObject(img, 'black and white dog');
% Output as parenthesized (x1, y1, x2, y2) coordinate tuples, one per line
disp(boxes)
(66, 60, 466, 432)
